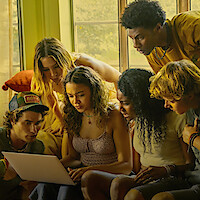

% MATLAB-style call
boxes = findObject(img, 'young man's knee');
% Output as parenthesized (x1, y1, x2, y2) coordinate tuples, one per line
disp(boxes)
(124, 189, 145, 200)
(152, 192, 175, 200)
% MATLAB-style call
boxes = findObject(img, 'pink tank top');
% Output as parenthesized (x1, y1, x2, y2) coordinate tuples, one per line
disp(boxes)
(72, 132, 118, 166)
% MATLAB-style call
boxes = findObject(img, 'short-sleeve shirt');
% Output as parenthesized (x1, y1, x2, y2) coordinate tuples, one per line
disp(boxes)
(134, 112, 187, 167)
(146, 11, 200, 73)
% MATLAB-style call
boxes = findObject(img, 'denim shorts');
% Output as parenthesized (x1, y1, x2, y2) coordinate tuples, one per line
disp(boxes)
(134, 176, 190, 200)
(169, 184, 200, 200)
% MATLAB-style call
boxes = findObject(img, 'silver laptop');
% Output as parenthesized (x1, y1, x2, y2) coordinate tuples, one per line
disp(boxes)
(2, 151, 75, 185)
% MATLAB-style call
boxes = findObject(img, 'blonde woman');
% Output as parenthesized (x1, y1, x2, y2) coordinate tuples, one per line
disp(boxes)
(31, 37, 75, 158)
(31, 37, 120, 158)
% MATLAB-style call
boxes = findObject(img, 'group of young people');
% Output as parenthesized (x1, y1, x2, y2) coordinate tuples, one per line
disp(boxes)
(1, 0, 200, 199)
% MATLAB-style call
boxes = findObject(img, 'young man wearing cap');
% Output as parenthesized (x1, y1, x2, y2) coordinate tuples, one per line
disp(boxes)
(121, 0, 200, 73)
(0, 91, 49, 200)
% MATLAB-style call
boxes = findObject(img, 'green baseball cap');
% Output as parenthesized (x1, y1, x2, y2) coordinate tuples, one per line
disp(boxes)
(9, 91, 49, 112)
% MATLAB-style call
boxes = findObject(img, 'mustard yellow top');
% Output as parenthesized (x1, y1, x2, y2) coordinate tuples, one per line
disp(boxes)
(147, 11, 200, 73)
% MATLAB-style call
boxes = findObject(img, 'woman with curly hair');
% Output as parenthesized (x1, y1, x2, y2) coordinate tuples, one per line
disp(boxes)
(29, 66, 131, 200)
(81, 68, 194, 200)
(31, 37, 120, 158)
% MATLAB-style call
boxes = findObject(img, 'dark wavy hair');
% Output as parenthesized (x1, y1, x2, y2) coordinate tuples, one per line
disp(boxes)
(63, 67, 110, 136)
(118, 69, 169, 151)
(121, 0, 166, 29)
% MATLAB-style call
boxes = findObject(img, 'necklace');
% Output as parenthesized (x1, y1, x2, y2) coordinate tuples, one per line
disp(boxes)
(83, 113, 94, 125)
(154, 48, 167, 60)
(154, 22, 171, 60)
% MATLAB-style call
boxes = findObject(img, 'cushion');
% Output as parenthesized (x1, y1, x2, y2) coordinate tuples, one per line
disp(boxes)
(2, 70, 34, 92)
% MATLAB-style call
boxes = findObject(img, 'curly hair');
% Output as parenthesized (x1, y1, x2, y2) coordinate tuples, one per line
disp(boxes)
(3, 107, 46, 131)
(118, 68, 168, 151)
(150, 59, 200, 101)
(31, 37, 76, 116)
(121, 0, 166, 29)
(63, 67, 110, 136)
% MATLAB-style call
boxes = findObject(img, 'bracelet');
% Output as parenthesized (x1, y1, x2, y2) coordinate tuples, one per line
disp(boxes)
(189, 133, 199, 148)
(164, 164, 176, 176)
(4, 158, 9, 168)
(1, 158, 8, 169)
(164, 165, 171, 176)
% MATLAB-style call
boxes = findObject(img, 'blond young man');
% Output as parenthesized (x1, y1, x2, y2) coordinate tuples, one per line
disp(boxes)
(150, 59, 200, 200)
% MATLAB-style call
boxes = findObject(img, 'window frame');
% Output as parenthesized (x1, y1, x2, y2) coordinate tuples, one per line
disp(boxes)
(17, 0, 24, 71)
(72, 0, 192, 73)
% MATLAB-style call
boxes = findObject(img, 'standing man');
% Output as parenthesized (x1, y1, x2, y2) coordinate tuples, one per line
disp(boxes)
(121, 0, 200, 73)
(0, 91, 49, 200)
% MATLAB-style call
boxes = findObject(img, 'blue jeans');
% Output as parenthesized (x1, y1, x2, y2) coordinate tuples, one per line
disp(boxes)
(29, 183, 84, 200)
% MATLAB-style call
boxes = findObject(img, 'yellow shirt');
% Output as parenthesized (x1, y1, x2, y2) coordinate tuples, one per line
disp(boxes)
(147, 11, 200, 73)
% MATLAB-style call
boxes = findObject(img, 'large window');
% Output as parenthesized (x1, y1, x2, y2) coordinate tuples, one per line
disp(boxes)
(73, 0, 119, 71)
(13, 0, 21, 74)
(73, 0, 198, 72)
(0, 0, 21, 125)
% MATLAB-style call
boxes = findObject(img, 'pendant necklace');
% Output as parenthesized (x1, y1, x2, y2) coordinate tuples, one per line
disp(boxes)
(83, 113, 94, 125)
(154, 22, 171, 60)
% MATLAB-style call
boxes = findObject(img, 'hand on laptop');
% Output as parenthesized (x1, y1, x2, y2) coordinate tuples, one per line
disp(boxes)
(68, 167, 88, 182)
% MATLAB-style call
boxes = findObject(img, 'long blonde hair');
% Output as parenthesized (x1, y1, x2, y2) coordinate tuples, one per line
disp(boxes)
(31, 38, 76, 122)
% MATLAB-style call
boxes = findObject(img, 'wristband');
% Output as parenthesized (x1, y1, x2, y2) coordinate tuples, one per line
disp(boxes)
(1, 158, 8, 169)
(164, 165, 171, 176)
(4, 158, 9, 168)
(189, 133, 199, 148)
(164, 164, 176, 176)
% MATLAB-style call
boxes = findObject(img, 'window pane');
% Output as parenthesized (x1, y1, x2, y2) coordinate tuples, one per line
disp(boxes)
(75, 23, 119, 70)
(0, 1, 10, 125)
(0, 0, 20, 126)
(159, 0, 177, 19)
(128, 42, 150, 70)
(191, 0, 200, 10)
(13, 0, 20, 69)
(73, 0, 118, 21)
(73, 0, 119, 70)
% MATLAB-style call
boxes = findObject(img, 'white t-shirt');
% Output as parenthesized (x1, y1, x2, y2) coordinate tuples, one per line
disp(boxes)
(134, 111, 187, 167)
